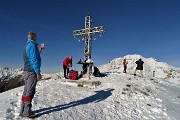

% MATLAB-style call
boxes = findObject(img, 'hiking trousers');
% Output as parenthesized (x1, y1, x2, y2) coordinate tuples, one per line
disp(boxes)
(134, 69, 143, 77)
(19, 71, 37, 117)
(63, 65, 69, 78)
(123, 66, 127, 73)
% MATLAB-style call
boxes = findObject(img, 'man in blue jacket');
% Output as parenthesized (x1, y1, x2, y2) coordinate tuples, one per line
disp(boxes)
(19, 32, 43, 118)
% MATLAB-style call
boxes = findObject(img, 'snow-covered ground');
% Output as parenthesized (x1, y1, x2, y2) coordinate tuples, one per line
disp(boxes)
(1, 74, 180, 120)
(0, 55, 180, 120)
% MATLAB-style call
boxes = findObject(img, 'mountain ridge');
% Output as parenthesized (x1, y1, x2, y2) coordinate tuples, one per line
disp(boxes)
(99, 54, 180, 79)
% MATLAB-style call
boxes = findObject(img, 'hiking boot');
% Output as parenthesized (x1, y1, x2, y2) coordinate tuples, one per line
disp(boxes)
(28, 112, 37, 118)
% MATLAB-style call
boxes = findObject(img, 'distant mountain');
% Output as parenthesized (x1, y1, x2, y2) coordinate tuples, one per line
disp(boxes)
(99, 54, 180, 79)
(0, 67, 23, 81)
(0, 67, 62, 93)
(0, 68, 24, 93)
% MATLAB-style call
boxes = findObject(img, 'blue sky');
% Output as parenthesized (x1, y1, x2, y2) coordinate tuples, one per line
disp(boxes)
(0, 0, 179, 73)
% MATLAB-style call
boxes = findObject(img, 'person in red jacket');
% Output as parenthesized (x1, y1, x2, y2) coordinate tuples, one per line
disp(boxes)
(63, 56, 72, 79)
(123, 59, 128, 73)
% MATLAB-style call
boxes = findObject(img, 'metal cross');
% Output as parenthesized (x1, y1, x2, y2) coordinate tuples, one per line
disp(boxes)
(73, 13, 105, 79)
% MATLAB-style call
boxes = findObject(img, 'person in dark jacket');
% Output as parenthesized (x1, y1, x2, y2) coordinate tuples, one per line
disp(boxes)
(19, 32, 43, 118)
(93, 66, 101, 77)
(134, 59, 144, 77)
(63, 56, 72, 79)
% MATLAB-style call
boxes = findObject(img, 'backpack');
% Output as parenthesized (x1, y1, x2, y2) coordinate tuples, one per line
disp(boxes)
(69, 70, 78, 80)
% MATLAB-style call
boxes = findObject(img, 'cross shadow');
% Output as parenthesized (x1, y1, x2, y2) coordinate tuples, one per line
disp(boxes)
(35, 88, 114, 117)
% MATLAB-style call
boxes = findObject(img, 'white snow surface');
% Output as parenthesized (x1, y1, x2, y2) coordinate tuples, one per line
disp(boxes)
(0, 55, 180, 120)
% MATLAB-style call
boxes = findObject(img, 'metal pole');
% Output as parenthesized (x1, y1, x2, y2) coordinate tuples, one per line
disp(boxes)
(86, 15, 92, 80)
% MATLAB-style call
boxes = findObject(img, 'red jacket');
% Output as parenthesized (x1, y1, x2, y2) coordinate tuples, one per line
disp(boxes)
(63, 58, 72, 67)
(123, 61, 128, 67)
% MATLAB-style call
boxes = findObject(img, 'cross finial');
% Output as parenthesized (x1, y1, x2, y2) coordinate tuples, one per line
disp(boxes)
(87, 12, 90, 16)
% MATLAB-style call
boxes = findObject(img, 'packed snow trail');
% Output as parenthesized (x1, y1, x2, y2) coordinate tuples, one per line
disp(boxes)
(1, 72, 179, 120)
(156, 80, 180, 120)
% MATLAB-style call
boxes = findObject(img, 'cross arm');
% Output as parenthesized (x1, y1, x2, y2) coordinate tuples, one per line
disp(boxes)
(90, 26, 105, 34)
(73, 26, 105, 38)
(73, 29, 86, 38)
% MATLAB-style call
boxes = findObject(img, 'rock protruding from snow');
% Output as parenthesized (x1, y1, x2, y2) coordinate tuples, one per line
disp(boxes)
(99, 54, 180, 79)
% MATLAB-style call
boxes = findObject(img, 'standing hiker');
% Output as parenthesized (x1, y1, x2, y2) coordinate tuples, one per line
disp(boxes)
(123, 59, 128, 73)
(134, 59, 144, 77)
(63, 56, 72, 79)
(20, 32, 44, 118)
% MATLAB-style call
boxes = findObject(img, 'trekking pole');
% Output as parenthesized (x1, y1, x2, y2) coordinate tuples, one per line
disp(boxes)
(74, 63, 76, 70)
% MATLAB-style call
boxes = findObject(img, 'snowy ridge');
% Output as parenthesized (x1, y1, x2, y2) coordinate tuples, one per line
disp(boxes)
(99, 54, 180, 79)
(0, 55, 180, 120)
(0, 68, 23, 81)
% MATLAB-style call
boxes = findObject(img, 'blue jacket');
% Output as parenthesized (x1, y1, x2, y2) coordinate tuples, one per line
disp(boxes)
(23, 40, 41, 74)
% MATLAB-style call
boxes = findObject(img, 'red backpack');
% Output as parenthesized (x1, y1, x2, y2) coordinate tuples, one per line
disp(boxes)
(69, 70, 78, 80)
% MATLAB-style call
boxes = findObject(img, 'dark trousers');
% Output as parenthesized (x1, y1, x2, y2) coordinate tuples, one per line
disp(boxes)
(123, 66, 127, 73)
(82, 64, 88, 74)
(63, 65, 69, 78)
